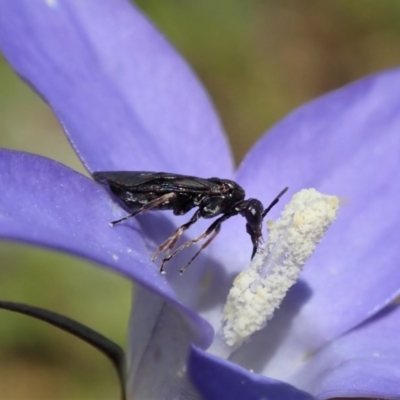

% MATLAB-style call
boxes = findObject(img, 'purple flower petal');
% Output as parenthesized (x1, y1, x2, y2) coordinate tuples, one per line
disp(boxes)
(0, 0, 233, 176)
(127, 287, 206, 399)
(0, 0, 233, 329)
(293, 305, 400, 399)
(189, 346, 315, 400)
(223, 69, 400, 349)
(2, 2, 399, 397)
(0, 149, 213, 348)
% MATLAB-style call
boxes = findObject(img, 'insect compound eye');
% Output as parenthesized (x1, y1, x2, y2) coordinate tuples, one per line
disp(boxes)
(244, 199, 264, 229)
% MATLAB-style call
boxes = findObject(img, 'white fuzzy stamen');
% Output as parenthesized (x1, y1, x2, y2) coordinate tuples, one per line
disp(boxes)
(222, 188, 339, 347)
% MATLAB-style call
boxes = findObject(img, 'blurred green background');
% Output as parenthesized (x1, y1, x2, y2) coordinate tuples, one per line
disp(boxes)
(1, 1, 400, 399)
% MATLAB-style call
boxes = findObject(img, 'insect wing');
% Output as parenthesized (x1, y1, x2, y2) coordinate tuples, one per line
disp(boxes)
(93, 171, 219, 194)
(93, 171, 159, 187)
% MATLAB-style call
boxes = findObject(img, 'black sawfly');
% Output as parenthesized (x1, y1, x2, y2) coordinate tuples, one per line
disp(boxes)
(93, 171, 288, 274)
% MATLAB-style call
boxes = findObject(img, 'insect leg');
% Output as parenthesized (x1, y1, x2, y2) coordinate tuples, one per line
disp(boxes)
(111, 192, 177, 225)
(179, 225, 221, 274)
(262, 187, 289, 218)
(152, 208, 202, 261)
(160, 213, 235, 273)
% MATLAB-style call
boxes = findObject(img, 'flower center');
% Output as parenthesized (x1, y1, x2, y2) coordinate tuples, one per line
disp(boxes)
(221, 188, 339, 347)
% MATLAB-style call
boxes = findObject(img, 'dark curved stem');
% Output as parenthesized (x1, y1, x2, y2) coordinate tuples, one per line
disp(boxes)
(0, 300, 126, 400)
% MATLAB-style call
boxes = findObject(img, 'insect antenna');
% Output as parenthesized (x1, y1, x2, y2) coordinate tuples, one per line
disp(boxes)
(262, 187, 289, 218)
